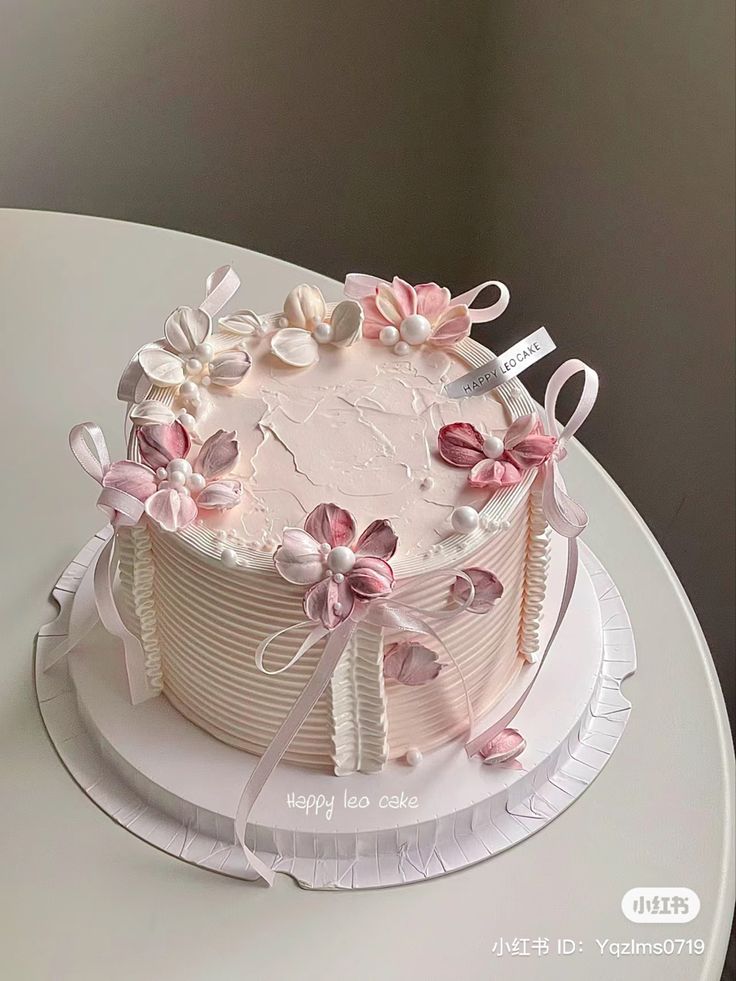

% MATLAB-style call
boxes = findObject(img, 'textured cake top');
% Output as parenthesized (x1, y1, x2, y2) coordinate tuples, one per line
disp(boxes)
(115, 268, 542, 572)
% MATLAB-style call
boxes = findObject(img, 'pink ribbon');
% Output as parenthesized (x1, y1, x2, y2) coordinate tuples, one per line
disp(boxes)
(42, 424, 156, 704)
(464, 358, 598, 756)
(235, 569, 479, 885)
(344, 273, 510, 324)
(117, 265, 241, 404)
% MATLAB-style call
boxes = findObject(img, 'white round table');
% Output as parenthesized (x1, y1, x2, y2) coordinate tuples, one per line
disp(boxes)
(1, 209, 732, 980)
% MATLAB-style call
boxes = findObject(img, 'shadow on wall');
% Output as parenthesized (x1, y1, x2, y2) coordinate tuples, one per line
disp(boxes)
(0, 0, 734, 712)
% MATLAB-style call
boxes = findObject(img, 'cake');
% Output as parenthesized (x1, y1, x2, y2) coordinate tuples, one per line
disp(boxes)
(54, 265, 602, 885)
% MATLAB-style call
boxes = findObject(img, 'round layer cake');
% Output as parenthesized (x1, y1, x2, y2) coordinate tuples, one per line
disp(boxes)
(117, 290, 550, 773)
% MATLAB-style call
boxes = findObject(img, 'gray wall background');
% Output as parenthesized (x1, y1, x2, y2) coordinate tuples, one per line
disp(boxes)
(1, 1, 733, 715)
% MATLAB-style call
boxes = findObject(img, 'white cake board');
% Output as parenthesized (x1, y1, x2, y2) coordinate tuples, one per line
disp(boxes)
(35, 533, 636, 890)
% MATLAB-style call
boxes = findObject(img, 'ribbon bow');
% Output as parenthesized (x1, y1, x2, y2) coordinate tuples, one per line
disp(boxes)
(344, 273, 510, 325)
(464, 358, 598, 757)
(117, 264, 241, 405)
(235, 569, 479, 885)
(538, 359, 599, 538)
(41, 424, 156, 703)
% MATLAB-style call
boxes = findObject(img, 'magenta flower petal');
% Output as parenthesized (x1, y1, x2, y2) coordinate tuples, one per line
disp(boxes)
(145, 488, 198, 532)
(468, 458, 523, 490)
(273, 528, 324, 585)
(451, 568, 504, 614)
(480, 728, 526, 765)
(360, 293, 391, 338)
(354, 519, 398, 560)
(137, 421, 191, 469)
(346, 556, 394, 598)
(415, 282, 451, 322)
(383, 642, 442, 685)
(208, 350, 251, 388)
(438, 422, 485, 468)
(429, 305, 472, 346)
(304, 503, 356, 548)
(195, 478, 242, 510)
(303, 575, 354, 629)
(505, 433, 557, 469)
(194, 429, 240, 479)
(102, 460, 158, 502)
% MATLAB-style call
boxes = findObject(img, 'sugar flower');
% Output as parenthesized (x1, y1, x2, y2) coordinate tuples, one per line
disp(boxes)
(273, 503, 397, 628)
(358, 277, 472, 353)
(270, 286, 363, 367)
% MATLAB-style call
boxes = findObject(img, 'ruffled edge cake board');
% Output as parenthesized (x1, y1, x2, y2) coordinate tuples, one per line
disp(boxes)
(35, 532, 636, 890)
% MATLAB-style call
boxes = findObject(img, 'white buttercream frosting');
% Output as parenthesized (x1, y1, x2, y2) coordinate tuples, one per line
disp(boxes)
(119, 306, 550, 771)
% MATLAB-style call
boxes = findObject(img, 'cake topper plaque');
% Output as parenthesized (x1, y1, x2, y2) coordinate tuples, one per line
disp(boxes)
(444, 326, 556, 398)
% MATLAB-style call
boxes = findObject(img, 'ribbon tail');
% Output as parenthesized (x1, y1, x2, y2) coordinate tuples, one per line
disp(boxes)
(200, 265, 240, 318)
(93, 535, 157, 705)
(465, 536, 579, 757)
(234, 620, 355, 885)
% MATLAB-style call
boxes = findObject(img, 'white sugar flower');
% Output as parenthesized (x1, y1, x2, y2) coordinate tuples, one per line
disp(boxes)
(269, 285, 363, 367)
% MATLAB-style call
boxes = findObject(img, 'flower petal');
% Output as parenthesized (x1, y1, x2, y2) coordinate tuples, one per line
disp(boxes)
(138, 348, 186, 387)
(468, 458, 523, 490)
(195, 478, 242, 510)
(451, 568, 504, 614)
(270, 327, 319, 367)
(375, 280, 416, 326)
(303, 575, 354, 629)
(429, 304, 472, 346)
(145, 488, 198, 532)
(383, 642, 442, 685)
(137, 421, 191, 469)
(346, 556, 394, 598)
(503, 413, 538, 449)
(304, 503, 356, 548)
(208, 350, 251, 387)
(102, 460, 158, 502)
(329, 300, 363, 347)
(505, 433, 557, 469)
(480, 728, 526, 765)
(283, 285, 326, 328)
(415, 282, 451, 322)
(359, 294, 391, 338)
(128, 400, 176, 427)
(218, 310, 264, 336)
(438, 422, 485, 468)
(354, 519, 398, 560)
(273, 528, 324, 584)
(164, 306, 212, 354)
(194, 429, 240, 478)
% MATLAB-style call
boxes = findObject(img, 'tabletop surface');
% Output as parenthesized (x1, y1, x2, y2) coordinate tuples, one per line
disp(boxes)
(0, 209, 732, 981)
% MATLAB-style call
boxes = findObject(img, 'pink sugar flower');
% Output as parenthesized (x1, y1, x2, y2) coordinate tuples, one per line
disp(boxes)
(438, 414, 556, 491)
(101, 421, 243, 533)
(359, 277, 472, 348)
(274, 503, 398, 629)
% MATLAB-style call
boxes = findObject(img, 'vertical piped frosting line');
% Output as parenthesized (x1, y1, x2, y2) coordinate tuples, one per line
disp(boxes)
(519, 484, 551, 662)
(329, 626, 388, 775)
(119, 525, 163, 691)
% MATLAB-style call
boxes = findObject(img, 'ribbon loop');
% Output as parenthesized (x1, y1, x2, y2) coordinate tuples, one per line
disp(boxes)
(200, 264, 240, 318)
(451, 280, 510, 324)
(69, 422, 110, 484)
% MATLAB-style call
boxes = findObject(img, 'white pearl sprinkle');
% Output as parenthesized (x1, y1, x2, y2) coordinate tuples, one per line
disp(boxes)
(194, 342, 213, 363)
(399, 314, 431, 346)
(379, 325, 400, 347)
(201, 375, 211, 388)
(405, 748, 423, 767)
(187, 472, 206, 492)
(333, 602, 343, 615)
(180, 380, 198, 398)
(451, 506, 480, 534)
(220, 548, 238, 569)
(156, 467, 167, 481)
(185, 358, 203, 374)
(168, 470, 187, 487)
(178, 412, 196, 430)
(319, 542, 331, 554)
(168, 458, 192, 476)
(483, 434, 505, 460)
(393, 341, 410, 356)
(333, 573, 345, 584)
(277, 316, 289, 329)
(313, 321, 334, 344)
(327, 546, 356, 574)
